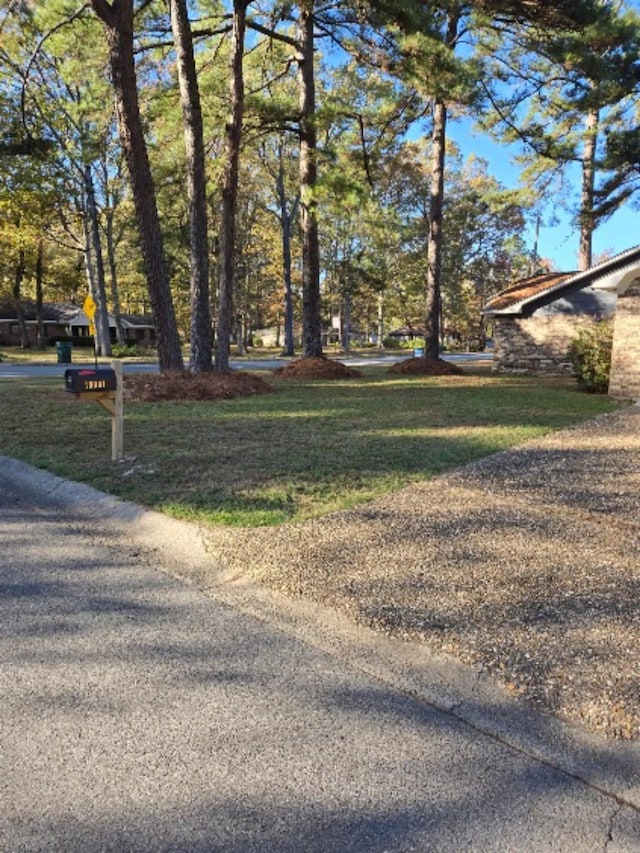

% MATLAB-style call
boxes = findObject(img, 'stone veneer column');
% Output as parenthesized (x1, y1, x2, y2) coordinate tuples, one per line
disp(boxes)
(609, 280, 640, 401)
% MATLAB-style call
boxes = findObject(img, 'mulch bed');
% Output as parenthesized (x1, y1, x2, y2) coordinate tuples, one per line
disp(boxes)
(273, 357, 363, 379)
(124, 370, 272, 402)
(388, 357, 464, 376)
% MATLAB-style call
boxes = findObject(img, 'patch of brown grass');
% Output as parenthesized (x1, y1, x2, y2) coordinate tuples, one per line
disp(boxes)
(273, 357, 362, 379)
(124, 369, 272, 402)
(388, 357, 464, 376)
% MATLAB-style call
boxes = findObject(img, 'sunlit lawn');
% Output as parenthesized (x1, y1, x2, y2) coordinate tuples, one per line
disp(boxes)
(0, 366, 617, 526)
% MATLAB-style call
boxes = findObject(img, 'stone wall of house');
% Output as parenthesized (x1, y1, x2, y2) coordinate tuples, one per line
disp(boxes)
(609, 281, 640, 401)
(492, 315, 599, 375)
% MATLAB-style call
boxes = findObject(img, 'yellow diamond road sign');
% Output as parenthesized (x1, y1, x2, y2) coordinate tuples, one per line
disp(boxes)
(83, 294, 97, 320)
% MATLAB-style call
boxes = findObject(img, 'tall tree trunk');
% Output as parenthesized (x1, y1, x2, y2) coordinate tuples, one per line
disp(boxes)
(425, 96, 446, 361)
(297, 1, 323, 358)
(281, 209, 295, 356)
(85, 164, 112, 356)
(35, 236, 45, 349)
(424, 11, 459, 363)
(276, 143, 297, 357)
(578, 109, 598, 271)
(12, 245, 30, 349)
(236, 312, 245, 356)
(170, 0, 212, 372)
(91, 0, 183, 372)
(529, 212, 541, 276)
(340, 291, 351, 351)
(104, 208, 126, 345)
(216, 0, 247, 373)
(101, 150, 126, 345)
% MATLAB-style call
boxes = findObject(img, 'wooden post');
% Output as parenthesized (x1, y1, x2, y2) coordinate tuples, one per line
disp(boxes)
(67, 363, 123, 461)
(111, 360, 124, 461)
(95, 363, 124, 461)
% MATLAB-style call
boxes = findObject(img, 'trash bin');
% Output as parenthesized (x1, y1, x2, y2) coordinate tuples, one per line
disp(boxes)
(55, 341, 73, 364)
(413, 346, 424, 358)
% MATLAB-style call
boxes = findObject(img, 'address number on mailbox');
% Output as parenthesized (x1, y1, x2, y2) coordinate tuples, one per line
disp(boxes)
(65, 368, 117, 394)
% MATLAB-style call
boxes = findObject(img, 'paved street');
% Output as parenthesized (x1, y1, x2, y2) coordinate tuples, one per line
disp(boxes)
(0, 351, 491, 380)
(1, 459, 639, 852)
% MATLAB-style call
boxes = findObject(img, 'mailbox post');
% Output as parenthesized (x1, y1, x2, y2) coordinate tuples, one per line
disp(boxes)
(64, 361, 124, 461)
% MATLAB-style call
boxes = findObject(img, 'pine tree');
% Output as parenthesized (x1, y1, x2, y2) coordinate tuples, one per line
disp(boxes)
(91, 0, 184, 371)
(479, 1, 640, 269)
(170, 0, 212, 372)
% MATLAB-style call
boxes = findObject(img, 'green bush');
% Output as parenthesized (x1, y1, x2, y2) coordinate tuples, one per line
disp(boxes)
(383, 337, 422, 350)
(111, 343, 155, 358)
(567, 321, 614, 393)
(382, 336, 402, 349)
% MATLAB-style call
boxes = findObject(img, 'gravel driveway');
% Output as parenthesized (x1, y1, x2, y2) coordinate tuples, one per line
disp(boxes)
(201, 404, 640, 741)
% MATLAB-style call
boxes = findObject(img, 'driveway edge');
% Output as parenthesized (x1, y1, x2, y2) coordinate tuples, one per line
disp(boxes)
(3, 453, 639, 810)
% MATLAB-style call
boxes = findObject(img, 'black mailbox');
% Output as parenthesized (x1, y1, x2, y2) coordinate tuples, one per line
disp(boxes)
(65, 368, 117, 394)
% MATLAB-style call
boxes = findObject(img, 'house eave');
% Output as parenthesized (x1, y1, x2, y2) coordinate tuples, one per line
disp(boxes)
(484, 244, 640, 316)
(481, 305, 524, 316)
(591, 263, 640, 293)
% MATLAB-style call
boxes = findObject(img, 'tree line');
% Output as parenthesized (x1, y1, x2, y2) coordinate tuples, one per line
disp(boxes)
(1, 0, 639, 371)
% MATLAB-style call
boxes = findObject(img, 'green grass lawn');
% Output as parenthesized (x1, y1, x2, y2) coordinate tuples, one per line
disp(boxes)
(0, 345, 154, 365)
(0, 366, 618, 526)
(0, 346, 59, 364)
(0, 343, 375, 364)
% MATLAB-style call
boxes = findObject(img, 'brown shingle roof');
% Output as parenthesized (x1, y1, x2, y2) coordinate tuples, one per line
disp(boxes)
(0, 299, 154, 328)
(483, 245, 640, 316)
(483, 271, 577, 313)
(0, 298, 70, 322)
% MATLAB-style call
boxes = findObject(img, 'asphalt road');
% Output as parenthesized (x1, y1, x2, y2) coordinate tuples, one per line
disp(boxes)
(2, 459, 640, 851)
(0, 351, 491, 379)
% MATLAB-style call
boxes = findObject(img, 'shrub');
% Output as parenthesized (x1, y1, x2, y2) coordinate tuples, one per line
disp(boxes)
(383, 337, 422, 350)
(382, 336, 401, 349)
(111, 343, 155, 358)
(567, 321, 614, 393)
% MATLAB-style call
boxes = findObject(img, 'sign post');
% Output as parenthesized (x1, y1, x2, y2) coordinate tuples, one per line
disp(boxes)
(83, 294, 98, 369)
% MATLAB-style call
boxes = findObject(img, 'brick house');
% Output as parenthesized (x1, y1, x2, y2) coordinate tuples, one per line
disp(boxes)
(0, 300, 156, 347)
(482, 245, 640, 400)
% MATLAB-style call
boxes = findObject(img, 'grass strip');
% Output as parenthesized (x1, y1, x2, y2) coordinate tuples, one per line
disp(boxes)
(0, 367, 617, 526)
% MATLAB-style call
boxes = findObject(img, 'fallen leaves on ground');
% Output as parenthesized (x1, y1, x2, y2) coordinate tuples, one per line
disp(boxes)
(273, 357, 362, 379)
(124, 369, 272, 402)
(388, 357, 464, 376)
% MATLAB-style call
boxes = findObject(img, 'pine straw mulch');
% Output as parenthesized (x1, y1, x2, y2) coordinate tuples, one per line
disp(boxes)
(121, 356, 458, 401)
(124, 369, 272, 402)
(273, 356, 363, 379)
(388, 356, 465, 376)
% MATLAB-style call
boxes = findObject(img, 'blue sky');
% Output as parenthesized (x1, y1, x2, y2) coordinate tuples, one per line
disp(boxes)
(443, 0, 640, 272)
(447, 117, 637, 273)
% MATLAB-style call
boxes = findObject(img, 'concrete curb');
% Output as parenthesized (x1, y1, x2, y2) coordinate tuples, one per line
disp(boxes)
(3, 453, 640, 810)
